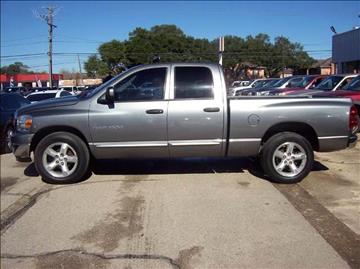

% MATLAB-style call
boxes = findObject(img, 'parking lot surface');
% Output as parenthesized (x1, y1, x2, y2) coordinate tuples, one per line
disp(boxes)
(1, 143, 359, 269)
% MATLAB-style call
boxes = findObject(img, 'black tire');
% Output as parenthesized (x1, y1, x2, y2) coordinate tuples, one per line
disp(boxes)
(260, 132, 314, 184)
(16, 156, 32, 162)
(34, 132, 90, 184)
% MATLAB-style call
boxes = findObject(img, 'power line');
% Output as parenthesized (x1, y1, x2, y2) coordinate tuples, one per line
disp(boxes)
(1, 35, 48, 43)
(34, 6, 59, 87)
(1, 53, 47, 59)
(28, 61, 77, 69)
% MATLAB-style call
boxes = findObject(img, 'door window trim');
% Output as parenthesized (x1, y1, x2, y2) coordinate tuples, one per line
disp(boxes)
(97, 66, 170, 104)
(171, 66, 215, 100)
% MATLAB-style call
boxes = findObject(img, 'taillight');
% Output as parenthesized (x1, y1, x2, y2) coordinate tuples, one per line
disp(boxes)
(349, 105, 358, 133)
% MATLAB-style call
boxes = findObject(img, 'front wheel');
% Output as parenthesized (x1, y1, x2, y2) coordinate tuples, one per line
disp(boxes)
(34, 132, 90, 184)
(4, 126, 14, 153)
(260, 132, 314, 184)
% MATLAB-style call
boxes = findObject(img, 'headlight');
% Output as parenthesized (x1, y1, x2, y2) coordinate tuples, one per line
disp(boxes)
(16, 115, 33, 132)
(278, 92, 286, 96)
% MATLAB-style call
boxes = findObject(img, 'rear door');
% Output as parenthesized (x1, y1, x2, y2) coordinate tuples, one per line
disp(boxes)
(167, 65, 225, 157)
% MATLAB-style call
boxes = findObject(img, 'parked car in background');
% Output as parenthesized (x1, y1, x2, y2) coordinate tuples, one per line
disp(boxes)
(287, 74, 357, 97)
(26, 89, 73, 103)
(3, 87, 27, 95)
(230, 78, 274, 96)
(269, 75, 328, 96)
(59, 86, 79, 95)
(241, 76, 306, 96)
(231, 80, 250, 87)
(231, 78, 278, 96)
(0, 93, 30, 153)
(11, 63, 357, 185)
(313, 75, 360, 101)
(314, 75, 360, 132)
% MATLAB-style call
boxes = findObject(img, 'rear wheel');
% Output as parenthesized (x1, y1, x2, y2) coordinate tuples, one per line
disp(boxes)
(34, 132, 90, 184)
(260, 132, 314, 184)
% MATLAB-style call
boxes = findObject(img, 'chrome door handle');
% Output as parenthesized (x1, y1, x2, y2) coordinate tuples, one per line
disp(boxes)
(146, 109, 164, 114)
(203, 107, 220, 112)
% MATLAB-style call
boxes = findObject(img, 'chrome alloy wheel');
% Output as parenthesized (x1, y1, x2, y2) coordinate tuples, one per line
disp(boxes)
(6, 128, 13, 150)
(42, 142, 78, 178)
(272, 142, 307, 178)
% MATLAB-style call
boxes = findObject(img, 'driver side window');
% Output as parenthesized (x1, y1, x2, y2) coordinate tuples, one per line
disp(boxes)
(113, 68, 166, 102)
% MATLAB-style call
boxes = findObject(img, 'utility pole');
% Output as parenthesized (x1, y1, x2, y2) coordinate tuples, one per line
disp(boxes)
(34, 6, 58, 87)
(77, 54, 83, 86)
(218, 36, 224, 66)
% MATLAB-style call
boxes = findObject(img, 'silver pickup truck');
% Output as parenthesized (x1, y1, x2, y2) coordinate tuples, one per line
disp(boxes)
(12, 63, 358, 184)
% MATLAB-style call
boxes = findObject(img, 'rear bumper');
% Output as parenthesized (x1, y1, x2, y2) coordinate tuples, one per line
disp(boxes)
(348, 133, 357, 149)
(318, 134, 357, 152)
(11, 132, 34, 159)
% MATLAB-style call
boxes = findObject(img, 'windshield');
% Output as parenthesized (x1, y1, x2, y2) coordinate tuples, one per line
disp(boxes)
(252, 80, 266, 88)
(27, 93, 57, 102)
(342, 76, 360, 91)
(315, 76, 343, 91)
(263, 79, 280, 87)
(272, 77, 290, 87)
(292, 76, 314, 88)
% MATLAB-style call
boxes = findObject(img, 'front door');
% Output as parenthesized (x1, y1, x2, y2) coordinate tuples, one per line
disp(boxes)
(89, 66, 169, 159)
(167, 65, 225, 157)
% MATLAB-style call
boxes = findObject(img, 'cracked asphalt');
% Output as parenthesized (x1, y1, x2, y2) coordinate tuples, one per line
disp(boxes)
(0, 143, 359, 269)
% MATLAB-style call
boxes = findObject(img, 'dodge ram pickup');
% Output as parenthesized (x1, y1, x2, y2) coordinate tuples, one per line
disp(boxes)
(12, 63, 358, 184)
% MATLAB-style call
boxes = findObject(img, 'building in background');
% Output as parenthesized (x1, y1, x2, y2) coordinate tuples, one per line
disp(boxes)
(308, 58, 334, 75)
(332, 27, 360, 74)
(0, 73, 63, 89)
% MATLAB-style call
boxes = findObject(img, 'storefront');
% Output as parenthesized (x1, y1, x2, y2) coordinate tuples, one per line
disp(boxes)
(332, 28, 360, 74)
(0, 73, 64, 89)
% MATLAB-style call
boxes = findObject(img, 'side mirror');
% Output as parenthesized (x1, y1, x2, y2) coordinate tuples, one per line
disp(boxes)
(105, 87, 115, 102)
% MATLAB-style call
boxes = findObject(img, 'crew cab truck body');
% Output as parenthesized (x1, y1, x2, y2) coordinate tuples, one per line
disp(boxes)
(12, 63, 358, 184)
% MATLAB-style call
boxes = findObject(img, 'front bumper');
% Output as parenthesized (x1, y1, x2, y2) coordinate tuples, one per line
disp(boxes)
(348, 133, 357, 149)
(11, 132, 34, 159)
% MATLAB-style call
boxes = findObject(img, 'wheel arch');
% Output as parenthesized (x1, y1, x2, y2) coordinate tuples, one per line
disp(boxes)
(261, 122, 319, 151)
(30, 126, 90, 153)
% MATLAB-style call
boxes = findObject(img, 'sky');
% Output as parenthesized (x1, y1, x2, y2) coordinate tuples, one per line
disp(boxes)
(1, 1, 359, 73)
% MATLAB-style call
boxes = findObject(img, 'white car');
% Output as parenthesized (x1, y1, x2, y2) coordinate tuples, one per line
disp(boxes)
(230, 79, 270, 96)
(231, 80, 250, 87)
(59, 86, 79, 95)
(26, 90, 73, 103)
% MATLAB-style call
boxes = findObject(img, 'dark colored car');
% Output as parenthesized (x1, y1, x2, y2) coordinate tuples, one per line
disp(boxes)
(314, 75, 360, 102)
(314, 75, 360, 132)
(269, 75, 328, 96)
(241, 76, 305, 96)
(0, 93, 30, 153)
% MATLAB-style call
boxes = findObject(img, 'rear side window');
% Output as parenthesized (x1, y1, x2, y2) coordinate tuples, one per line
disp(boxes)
(60, 91, 71, 97)
(175, 67, 214, 99)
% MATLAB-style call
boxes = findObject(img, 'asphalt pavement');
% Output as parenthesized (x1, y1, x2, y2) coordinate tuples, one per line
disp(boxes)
(1, 144, 359, 269)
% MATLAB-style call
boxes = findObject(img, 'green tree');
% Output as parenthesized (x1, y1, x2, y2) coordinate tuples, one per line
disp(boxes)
(271, 36, 315, 76)
(98, 40, 127, 74)
(84, 24, 315, 80)
(84, 55, 109, 78)
(0, 62, 33, 75)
